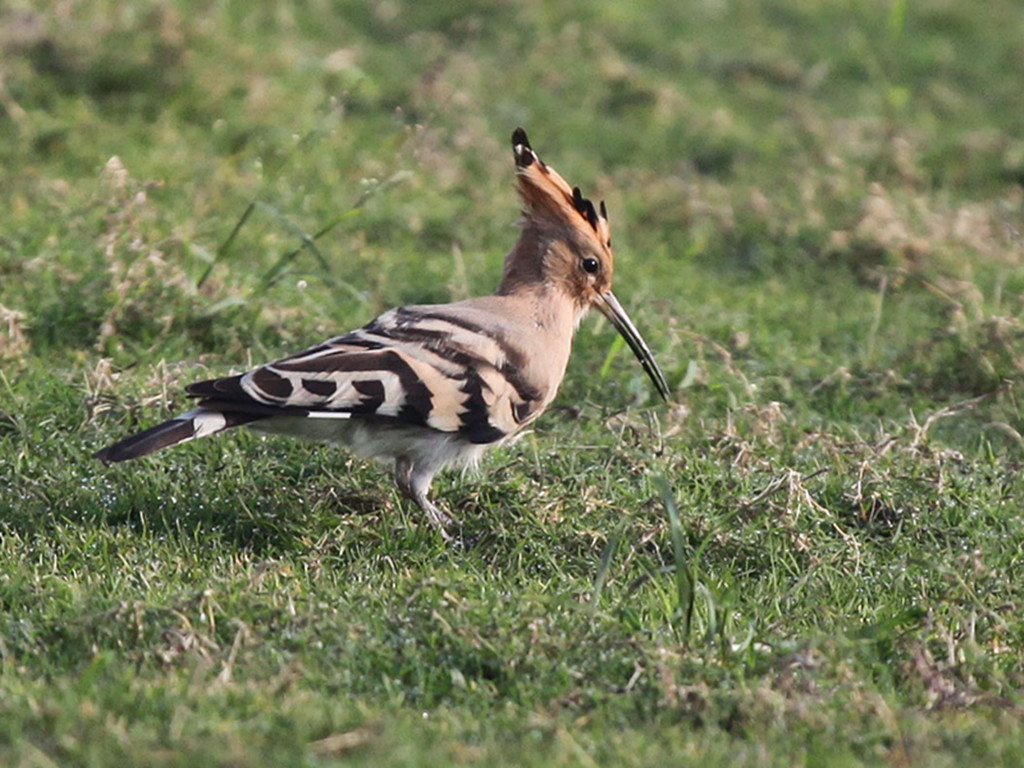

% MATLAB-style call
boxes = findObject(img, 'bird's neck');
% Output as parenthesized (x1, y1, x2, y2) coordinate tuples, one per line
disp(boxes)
(496, 227, 548, 296)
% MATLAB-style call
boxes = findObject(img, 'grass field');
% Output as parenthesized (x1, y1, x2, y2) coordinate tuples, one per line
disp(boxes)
(3, 0, 1024, 764)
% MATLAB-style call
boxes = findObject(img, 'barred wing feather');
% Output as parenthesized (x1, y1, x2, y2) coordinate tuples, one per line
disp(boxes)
(186, 306, 544, 445)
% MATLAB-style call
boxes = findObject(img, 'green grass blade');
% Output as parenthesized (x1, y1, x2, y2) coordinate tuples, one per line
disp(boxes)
(590, 518, 626, 612)
(598, 334, 626, 381)
(197, 200, 256, 289)
(658, 475, 695, 645)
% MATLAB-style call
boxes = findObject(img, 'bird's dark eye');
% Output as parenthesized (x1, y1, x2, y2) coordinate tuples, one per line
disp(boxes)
(581, 257, 600, 274)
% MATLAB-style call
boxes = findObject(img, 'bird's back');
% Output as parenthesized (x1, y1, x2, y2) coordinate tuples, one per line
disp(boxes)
(189, 290, 574, 444)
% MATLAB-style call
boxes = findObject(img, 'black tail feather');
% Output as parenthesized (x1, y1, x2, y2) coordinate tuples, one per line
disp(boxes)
(94, 418, 197, 463)
(93, 410, 262, 463)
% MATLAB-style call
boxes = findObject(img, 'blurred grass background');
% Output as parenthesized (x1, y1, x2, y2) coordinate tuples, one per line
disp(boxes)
(2, 0, 1024, 765)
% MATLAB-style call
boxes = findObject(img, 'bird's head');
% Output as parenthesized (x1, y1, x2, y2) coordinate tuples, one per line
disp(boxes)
(505, 127, 670, 400)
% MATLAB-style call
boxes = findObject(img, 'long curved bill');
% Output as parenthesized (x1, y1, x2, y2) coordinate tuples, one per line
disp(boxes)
(595, 291, 671, 401)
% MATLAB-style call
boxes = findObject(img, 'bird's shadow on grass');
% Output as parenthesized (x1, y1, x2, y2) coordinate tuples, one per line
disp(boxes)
(25, 442, 324, 556)
(20, 436, 564, 562)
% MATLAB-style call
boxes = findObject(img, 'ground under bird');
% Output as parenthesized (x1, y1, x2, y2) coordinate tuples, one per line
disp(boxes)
(95, 128, 671, 536)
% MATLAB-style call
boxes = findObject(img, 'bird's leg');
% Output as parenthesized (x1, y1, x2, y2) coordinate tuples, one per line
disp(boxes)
(394, 456, 453, 538)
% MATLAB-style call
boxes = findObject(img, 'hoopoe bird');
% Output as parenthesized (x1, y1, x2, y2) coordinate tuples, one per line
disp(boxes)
(95, 128, 671, 536)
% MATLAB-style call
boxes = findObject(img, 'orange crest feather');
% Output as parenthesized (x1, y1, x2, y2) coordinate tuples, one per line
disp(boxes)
(511, 128, 611, 248)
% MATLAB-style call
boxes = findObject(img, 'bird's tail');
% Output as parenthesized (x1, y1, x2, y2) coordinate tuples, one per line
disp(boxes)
(93, 408, 261, 463)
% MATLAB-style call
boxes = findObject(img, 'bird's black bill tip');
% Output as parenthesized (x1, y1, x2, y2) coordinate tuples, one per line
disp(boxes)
(597, 292, 672, 402)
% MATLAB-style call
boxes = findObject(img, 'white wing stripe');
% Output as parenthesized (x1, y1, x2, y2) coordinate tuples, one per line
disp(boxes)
(192, 410, 227, 438)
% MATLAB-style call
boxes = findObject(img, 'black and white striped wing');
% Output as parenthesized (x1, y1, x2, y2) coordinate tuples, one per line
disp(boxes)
(187, 306, 544, 445)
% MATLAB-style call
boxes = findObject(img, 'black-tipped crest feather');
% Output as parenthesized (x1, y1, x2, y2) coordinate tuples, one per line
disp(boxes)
(511, 127, 535, 168)
(571, 186, 600, 231)
(512, 127, 531, 149)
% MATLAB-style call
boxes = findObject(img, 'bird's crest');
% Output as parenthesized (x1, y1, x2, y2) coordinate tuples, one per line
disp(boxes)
(511, 127, 611, 249)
